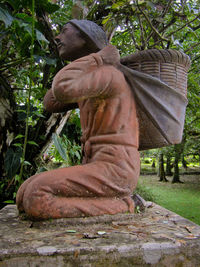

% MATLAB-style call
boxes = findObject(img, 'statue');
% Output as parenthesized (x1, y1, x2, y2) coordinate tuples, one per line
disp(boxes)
(16, 20, 190, 220)
(16, 20, 140, 219)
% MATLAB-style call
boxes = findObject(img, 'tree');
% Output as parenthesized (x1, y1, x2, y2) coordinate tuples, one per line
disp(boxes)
(0, 0, 72, 201)
(172, 144, 183, 183)
(166, 152, 173, 177)
(158, 151, 168, 182)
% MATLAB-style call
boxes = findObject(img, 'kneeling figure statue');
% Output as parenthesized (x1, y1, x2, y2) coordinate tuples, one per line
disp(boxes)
(16, 20, 140, 219)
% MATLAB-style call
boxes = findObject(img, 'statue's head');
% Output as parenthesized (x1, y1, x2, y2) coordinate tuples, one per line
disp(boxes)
(55, 19, 108, 61)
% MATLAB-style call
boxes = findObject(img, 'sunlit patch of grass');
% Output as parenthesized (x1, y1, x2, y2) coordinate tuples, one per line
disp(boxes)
(137, 174, 200, 225)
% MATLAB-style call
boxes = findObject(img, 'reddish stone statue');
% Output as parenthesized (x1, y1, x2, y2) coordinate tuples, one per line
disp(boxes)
(16, 20, 140, 219)
(16, 20, 190, 220)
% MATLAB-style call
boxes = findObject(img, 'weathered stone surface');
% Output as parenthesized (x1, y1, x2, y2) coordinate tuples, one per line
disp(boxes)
(0, 204, 200, 266)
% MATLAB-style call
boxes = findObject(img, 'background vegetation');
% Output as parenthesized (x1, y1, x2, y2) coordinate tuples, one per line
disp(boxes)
(137, 174, 200, 225)
(0, 0, 200, 216)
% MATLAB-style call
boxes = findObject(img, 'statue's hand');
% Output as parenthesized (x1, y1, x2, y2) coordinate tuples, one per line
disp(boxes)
(98, 44, 120, 66)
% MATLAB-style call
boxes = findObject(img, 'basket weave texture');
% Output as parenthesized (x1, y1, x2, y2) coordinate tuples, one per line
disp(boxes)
(120, 49, 191, 150)
(121, 49, 191, 98)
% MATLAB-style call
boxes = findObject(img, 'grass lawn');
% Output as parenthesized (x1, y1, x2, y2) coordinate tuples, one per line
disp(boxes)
(137, 174, 200, 225)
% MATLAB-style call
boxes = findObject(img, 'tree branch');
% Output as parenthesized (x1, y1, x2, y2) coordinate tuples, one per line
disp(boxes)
(166, 14, 200, 37)
(185, 41, 200, 53)
(128, 21, 141, 50)
(160, 17, 176, 34)
(0, 58, 27, 72)
(136, 13, 146, 50)
(136, 2, 169, 42)
(146, 0, 174, 43)
(161, 0, 173, 18)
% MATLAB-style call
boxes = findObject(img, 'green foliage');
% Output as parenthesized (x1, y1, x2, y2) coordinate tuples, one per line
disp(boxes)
(139, 174, 200, 225)
(0, 5, 13, 28)
(52, 133, 68, 161)
(61, 110, 82, 144)
(1, 0, 200, 204)
(135, 183, 156, 202)
(46, 110, 82, 168)
(50, 134, 81, 166)
(4, 147, 22, 179)
(50, 0, 73, 26)
(0, 0, 61, 203)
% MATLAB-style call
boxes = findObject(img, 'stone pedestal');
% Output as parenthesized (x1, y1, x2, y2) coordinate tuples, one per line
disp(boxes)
(0, 204, 200, 266)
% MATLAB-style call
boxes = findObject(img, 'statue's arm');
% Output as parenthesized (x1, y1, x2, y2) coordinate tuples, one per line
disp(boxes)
(52, 47, 119, 104)
(43, 88, 78, 113)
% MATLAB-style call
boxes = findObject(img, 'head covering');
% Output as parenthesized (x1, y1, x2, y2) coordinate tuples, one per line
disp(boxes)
(68, 19, 108, 50)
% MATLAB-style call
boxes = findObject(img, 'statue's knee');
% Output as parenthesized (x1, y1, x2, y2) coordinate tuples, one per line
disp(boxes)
(22, 184, 46, 218)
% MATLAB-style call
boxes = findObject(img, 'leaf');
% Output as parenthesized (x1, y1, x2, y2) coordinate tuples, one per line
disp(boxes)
(102, 15, 112, 25)
(36, 30, 49, 44)
(14, 175, 20, 182)
(15, 13, 34, 23)
(27, 141, 39, 146)
(13, 143, 23, 147)
(33, 55, 56, 65)
(5, 0, 20, 10)
(155, 17, 164, 23)
(137, 0, 145, 5)
(3, 200, 15, 204)
(97, 231, 106, 235)
(0, 6, 13, 28)
(66, 230, 76, 233)
(111, 1, 125, 9)
(52, 133, 67, 161)
(16, 109, 27, 113)
(40, 2, 60, 14)
(15, 134, 24, 139)
(44, 57, 56, 65)
(4, 148, 22, 179)
(75, 151, 81, 160)
(24, 160, 32, 166)
(147, 1, 156, 10)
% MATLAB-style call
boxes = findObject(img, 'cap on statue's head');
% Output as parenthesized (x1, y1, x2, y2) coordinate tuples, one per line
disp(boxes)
(68, 19, 108, 50)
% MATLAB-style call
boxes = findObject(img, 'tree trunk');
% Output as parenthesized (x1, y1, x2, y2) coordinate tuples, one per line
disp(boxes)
(166, 154, 173, 176)
(157, 154, 160, 177)
(172, 144, 182, 183)
(0, 75, 17, 174)
(158, 152, 168, 182)
(181, 154, 187, 170)
(199, 150, 200, 166)
(151, 158, 156, 168)
(0, 75, 19, 202)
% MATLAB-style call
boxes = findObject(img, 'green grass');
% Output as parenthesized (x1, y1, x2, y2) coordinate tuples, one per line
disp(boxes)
(136, 174, 200, 225)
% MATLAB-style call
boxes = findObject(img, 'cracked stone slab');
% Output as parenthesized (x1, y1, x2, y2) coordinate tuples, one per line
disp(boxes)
(0, 204, 200, 266)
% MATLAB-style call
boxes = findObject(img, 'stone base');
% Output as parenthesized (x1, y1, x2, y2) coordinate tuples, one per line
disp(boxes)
(0, 204, 200, 267)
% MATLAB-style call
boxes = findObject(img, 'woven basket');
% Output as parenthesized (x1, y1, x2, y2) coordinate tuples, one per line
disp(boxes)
(121, 49, 190, 98)
(120, 49, 191, 150)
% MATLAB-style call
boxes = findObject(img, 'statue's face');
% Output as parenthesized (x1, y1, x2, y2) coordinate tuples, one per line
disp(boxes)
(55, 24, 87, 61)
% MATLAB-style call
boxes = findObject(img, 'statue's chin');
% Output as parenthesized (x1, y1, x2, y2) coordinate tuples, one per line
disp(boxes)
(59, 51, 67, 60)
(59, 50, 74, 61)
(59, 47, 94, 61)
